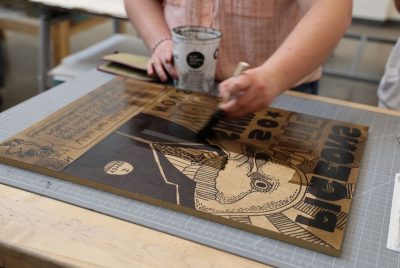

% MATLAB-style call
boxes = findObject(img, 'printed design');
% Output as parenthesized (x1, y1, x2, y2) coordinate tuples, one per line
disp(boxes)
(0, 78, 368, 256)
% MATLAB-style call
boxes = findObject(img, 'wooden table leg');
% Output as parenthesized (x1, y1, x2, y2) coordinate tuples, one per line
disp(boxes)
(51, 20, 70, 66)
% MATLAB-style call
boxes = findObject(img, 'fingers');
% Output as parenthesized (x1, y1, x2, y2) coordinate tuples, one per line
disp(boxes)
(150, 58, 168, 81)
(218, 74, 252, 110)
(218, 71, 275, 117)
(148, 55, 178, 81)
(147, 61, 155, 77)
(163, 50, 178, 79)
(162, 49, 173, 64)
(219, 73, 252, 101)
(219, 87, 264, 118)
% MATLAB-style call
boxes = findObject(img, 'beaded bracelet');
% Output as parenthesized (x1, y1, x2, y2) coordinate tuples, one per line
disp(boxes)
(151, 37, 172, 54)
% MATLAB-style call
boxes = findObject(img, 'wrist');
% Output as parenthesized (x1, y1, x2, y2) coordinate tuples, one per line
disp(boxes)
(256, 65, 286, 96)
(151, 37, 172, 54)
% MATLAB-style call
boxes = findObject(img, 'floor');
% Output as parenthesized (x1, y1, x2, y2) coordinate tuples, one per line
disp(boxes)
(0, 19, 399, 112)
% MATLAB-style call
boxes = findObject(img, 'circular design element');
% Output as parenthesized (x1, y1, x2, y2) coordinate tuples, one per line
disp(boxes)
(186, 51, 205, 69)
(252, 179, 272, 192)
(104, 161, 134, 176)
(250, 177, 277, 193)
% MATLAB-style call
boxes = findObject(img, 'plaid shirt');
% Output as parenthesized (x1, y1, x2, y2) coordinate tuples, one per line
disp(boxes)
(163, 0, 321, 84)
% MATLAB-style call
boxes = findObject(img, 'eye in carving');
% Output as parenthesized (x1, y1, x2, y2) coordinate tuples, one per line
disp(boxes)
(251, 178, 273, 192)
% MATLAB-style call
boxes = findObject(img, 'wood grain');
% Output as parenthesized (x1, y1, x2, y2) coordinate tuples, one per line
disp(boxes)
(0, 184, 268, 268)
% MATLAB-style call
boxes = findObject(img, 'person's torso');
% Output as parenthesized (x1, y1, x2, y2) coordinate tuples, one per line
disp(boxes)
(163, 0, 320, 83)
(378, 38, 400, 110)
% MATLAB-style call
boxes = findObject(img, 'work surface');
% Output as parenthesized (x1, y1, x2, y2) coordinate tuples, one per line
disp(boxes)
(0, 70, 399, 267)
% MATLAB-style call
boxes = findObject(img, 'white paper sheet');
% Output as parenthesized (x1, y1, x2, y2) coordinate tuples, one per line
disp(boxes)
(30, 0, 126, 18)
(387, 173, 400, 252)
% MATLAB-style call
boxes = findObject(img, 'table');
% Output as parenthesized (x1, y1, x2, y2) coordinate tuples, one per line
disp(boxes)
(0, 185, 268, 267)
(31, 0, 127, 92)
(1, 69, 400, 267)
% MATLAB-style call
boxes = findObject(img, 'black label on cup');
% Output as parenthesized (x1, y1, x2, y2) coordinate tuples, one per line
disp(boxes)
(187, 52, 204, 69)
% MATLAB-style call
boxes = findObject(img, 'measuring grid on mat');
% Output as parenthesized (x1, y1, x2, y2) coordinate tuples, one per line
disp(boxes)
(0, 71, 399, 268)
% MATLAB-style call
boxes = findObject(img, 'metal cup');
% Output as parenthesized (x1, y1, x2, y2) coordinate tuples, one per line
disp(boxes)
(172, 26, 222, 93)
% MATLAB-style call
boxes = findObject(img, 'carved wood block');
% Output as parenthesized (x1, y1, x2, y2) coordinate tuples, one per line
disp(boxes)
(0, 78, 369, 256)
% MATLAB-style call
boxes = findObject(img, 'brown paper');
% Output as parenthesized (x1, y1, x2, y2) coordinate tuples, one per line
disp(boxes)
(98, 53, 158, 82)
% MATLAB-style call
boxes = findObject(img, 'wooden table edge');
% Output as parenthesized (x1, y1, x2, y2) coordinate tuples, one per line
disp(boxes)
(0, 183, 270, 268)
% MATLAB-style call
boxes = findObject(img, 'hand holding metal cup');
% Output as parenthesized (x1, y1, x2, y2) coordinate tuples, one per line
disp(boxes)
(147, 38, 178, 82)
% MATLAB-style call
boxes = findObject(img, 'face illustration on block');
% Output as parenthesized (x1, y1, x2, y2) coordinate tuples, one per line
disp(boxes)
(193, 143, 305, 215)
